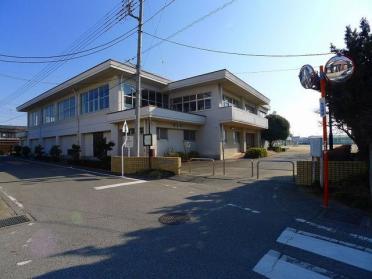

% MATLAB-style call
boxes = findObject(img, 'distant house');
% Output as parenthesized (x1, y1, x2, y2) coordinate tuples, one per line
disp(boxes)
(16, 59, 270, 159)
(0, 125, 27, 154)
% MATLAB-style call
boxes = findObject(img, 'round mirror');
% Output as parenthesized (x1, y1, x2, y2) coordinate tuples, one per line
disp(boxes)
(325, 55, 354, 83)
(299, 64, 320, 90)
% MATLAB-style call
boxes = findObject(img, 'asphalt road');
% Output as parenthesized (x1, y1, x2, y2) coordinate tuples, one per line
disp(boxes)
(0, 155, 371, 278)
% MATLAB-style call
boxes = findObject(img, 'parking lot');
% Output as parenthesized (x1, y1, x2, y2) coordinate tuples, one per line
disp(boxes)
(1, 151, 372, 278)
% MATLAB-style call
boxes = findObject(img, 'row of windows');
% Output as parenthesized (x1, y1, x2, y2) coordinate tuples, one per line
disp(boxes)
(122, 84, 169, 109)
(222, 95, 257, 113)
(156, 128, 196, 142)
(58, 96, 76, 120)
(170, 92, 212, 113)
(80, 84, 109, 114)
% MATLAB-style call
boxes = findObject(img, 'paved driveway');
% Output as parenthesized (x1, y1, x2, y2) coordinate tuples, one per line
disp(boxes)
(0, 155, 371, 278)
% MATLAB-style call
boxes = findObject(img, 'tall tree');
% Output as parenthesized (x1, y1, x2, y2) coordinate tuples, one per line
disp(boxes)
(328, 18, 372, 158)
(262, 114, 290, 148)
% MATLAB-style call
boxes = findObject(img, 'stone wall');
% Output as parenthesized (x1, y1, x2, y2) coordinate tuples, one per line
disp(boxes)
(296, 160, 368, 185)
(111, 156, 181, 175)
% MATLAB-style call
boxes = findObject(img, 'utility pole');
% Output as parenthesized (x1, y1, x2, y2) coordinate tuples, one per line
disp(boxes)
(127, 0, 143, 157)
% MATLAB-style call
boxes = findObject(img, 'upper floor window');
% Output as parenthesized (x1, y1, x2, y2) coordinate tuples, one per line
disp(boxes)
(58, 96, 75, 120)
(170, 92, 211, 113)
(245, 104, 255, 113)
(29, 111, 39, 127)
(80, 84, 109, 114)
(122, 84, 169, 110)
(42, 104, 55, 124)
(223, 95, 242, 109)
(258, 110, 267, 117)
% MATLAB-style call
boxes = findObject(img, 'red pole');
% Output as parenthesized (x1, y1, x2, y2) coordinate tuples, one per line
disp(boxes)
(320, 66, 329, 208)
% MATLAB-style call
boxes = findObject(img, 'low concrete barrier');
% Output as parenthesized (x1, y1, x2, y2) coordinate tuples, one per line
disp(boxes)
(111, 156, 181, 175)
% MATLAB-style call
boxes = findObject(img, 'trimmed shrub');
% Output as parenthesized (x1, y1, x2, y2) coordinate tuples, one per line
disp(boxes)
(50, 145, 62, 161)
(22, 146, 31, 157)
(67, 144, 81, 162)
(244, 148, 268, 159)
(34, 144, 44, 159)
(269, 146, 286, 152)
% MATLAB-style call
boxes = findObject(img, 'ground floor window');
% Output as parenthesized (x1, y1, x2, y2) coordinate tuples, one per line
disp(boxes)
(234, 131, 241, 144)
(184, 130, 196, 141)
(157, 128, 168, 140)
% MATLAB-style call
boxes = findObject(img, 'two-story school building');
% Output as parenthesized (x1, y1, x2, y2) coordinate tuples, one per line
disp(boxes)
(17, 59, 270, 159)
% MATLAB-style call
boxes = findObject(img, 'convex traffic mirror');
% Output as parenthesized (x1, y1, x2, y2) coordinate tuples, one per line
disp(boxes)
(325, 55, 354, 83)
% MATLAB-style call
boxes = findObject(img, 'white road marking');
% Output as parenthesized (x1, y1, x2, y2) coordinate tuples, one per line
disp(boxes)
(16, 158, 141, 180)
(253, 250, 335, 279)
(0, 187, 23, 209)
(94, 180, 147, 190)
(17, 260, 32, 266)
(277, 227, 372, 272)
(295, 218, 337, 233)
(226, 203, 261, 214)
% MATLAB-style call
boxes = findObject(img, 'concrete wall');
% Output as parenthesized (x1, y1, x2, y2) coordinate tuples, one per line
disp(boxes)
(111, 156, 181, 174)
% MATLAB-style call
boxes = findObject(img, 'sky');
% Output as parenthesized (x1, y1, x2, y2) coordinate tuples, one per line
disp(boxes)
(0, 0, 371, 136)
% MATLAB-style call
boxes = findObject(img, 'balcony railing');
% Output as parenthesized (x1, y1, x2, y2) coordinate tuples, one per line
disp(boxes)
(218, 106, 268, 128)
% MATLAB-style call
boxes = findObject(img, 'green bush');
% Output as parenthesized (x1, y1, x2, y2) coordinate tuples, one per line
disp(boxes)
(67, 144, 81, 162)
(13, 145, 22, 156)
(269, 146, 286, 152)
(244, 148, 268, 159)
(22, 146, 31, 157)
(34, 144, 44, 159)
(50, 145, 62, 161)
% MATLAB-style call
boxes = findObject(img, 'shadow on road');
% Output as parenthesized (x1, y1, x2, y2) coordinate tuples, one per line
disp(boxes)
(33, 175, 327, 279)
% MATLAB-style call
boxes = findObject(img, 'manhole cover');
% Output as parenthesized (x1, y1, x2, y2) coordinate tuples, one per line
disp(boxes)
(159, 213, 190, 225)
(0, 215, 30, 228)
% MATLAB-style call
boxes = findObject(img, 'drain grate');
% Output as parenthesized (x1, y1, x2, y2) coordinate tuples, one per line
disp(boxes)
(0, 215, 30, 228)
(159, 213, 190, 225)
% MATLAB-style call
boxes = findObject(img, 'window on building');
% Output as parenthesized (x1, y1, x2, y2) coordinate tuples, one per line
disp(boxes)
(29, 111, 39, 127)
(42, 104, 55, 124)
(128, 128, 144, 135)
(58, 96, 75, 120)
(170, 92, 211, 113)
(258, 110, 267, 117)
(157, 127, 168, 140)
(122, 84, 167, 110)
(234, 131, 241, 144)
(223, 95, 242, 109)
(80, 84, 109, 114)
(184, 130, 196, 141)
(245, 104, 255, 113)
(123, 84, 136, 109)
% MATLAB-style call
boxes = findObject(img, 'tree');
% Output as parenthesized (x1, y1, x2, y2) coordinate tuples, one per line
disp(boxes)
(22, 146, 31, 157)
(328, 18, 372, 158)
(68, 144, 81, 162)
(13, 145, 22, 156)
(34, 144, 44, 159)
(262, 114, 290, 148)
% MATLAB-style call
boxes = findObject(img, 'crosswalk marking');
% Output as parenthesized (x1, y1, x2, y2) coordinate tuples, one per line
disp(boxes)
(276, 227, 372, 272)
(253, 250, 337, 279)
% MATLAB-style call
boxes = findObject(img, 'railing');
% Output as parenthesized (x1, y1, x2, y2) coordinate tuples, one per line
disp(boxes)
(247, 159, 254, 177)
(256, 160, 295, 181)
(189, 158, 215, 176)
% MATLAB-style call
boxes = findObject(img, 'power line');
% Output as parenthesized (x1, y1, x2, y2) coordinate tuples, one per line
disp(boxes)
(0, 72, 59, 84)
(235, 68, 301, 74)
(0, 0, 176, 62)
(143, 32, 333, 58)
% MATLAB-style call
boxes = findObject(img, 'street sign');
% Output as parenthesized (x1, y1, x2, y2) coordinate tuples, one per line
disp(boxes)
(143, 134, 152, 146)
(299, 64, 320, 90)
(125, 135, 134, 148)
(325, 55, 355, 83)
(319, 97, 326, 117)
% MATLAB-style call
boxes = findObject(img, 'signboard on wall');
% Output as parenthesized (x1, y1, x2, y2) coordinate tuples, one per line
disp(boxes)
(125, 136, 134, 148)
(143, 134, 153, 146)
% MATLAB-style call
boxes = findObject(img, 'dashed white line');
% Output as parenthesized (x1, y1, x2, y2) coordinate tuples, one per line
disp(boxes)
(226, 203, 261, 214)
(17, 260, 32, 266)
(94, 180, 147, 190)
(295, 218, 336, 233)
